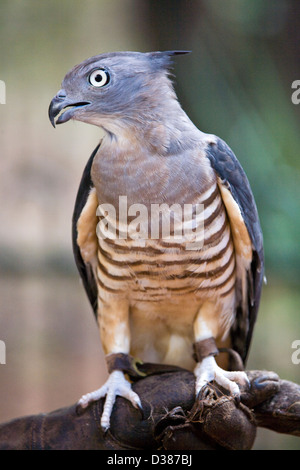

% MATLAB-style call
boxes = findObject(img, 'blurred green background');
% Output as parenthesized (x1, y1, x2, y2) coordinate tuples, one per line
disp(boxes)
(0, 0, 299, 449)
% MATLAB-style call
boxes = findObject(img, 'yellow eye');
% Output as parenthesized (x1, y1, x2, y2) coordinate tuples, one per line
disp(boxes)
(89, 69, 110, 87)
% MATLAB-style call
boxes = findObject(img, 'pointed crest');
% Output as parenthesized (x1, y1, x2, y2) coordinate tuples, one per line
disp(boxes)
(147, 50, 191, 70)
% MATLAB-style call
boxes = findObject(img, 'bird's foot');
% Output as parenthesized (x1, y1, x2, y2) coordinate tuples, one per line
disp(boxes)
(194, 355, 249, 400)
(77, 370, 142, 431)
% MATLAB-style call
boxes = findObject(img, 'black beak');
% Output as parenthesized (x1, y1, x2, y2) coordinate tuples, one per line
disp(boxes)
(48, 89, 90, 128)
(48, 90, 68, 128)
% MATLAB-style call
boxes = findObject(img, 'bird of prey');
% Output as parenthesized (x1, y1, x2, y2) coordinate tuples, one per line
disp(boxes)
(49, 51, 264, 431)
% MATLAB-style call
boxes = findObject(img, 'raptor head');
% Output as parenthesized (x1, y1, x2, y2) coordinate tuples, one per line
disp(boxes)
(48, 51, 190, 133)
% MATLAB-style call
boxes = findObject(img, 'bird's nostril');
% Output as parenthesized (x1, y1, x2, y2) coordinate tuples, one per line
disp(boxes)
(57, 90, 67, 99)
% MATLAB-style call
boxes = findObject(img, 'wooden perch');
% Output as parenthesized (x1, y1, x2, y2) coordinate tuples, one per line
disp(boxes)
(0, 366, 299, 450)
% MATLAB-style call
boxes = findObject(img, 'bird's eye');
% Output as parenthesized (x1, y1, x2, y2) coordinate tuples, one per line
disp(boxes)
(88, 69, 110, 87)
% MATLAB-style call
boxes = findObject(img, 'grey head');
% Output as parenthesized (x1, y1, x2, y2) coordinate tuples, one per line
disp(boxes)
(48, 51, 190, 134)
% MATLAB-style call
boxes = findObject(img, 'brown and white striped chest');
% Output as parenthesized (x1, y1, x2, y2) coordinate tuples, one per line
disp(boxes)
(95, 182, 236, 307)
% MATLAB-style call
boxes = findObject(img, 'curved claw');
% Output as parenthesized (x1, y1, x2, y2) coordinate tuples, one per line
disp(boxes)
(77, 370, 142, 431)
(195, 355, 249, 399)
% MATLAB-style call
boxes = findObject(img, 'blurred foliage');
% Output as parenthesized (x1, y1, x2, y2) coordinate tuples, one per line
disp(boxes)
(0, 0, 299, 282)
(134, 0, 300, 284)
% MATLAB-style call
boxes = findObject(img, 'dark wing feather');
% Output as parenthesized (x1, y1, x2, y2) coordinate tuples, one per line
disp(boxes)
(206, 138, 264, 364)
(72, 144, 100, 318)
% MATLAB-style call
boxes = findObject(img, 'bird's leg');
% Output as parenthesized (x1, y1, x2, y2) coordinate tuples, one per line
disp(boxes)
(77, 298, 142, 431)
(193, 302, 249, 399)
(78, 355, 142, 431)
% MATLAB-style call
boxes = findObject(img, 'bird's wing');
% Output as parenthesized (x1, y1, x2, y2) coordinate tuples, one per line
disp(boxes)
(205, 137, 264, 364)
(72, 144, 100, 318)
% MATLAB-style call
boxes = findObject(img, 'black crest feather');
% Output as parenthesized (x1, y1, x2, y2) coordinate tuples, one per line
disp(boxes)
(147, 50, 191, 70)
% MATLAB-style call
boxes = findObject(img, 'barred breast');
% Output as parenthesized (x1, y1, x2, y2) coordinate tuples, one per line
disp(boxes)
(96, 181, 236, 307)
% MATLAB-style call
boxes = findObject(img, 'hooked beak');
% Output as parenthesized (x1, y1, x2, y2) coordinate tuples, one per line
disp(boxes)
(48, 89, 91, 128)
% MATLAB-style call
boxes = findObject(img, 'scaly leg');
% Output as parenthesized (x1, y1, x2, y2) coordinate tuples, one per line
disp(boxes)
(193, 301, 249, 398)
(77, 298, 141, 431)
(78, 367, 141, 431)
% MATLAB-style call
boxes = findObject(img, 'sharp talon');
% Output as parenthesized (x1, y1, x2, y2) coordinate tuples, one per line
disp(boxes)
(136, 402, 145, 421)
(101, 424, 110, 434)
(135, 400, 143, 411)
(79, 370, 142, 432)
(234, 394, 241, 406)
(195, 356, 247, 402)
(139, 400, 152, 421)
(134, 396, 143, 410)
